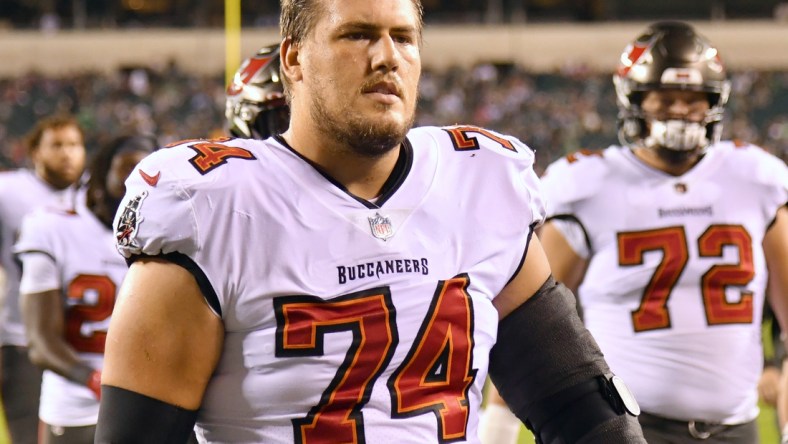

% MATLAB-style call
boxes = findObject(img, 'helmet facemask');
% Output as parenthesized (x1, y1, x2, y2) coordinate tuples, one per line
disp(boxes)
(613, 22, 731, 160)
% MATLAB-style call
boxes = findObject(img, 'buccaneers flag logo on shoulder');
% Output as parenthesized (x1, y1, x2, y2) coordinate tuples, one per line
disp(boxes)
(116, 191, 148, 249)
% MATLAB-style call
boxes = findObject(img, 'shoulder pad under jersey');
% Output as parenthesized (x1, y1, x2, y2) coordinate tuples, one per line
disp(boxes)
(540, 148, 611, 217)
(712, 141, 788, 197)
(113, 136, 265, 259)
(13, 206, 77, 256)
(411, 125, 535, 161)
(409, 125, 546, 225)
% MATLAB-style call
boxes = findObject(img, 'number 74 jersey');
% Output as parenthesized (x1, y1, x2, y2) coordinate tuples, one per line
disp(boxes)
(540, 141, 788, 424)
(114, 126, 546, 443)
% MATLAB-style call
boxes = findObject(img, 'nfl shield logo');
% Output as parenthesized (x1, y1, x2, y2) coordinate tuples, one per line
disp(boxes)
(368, 212, 394, 240)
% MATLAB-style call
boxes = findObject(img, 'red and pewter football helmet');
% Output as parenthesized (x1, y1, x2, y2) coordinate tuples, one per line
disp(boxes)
(613, 21, 731, 152)
(225, 43, 290, 139)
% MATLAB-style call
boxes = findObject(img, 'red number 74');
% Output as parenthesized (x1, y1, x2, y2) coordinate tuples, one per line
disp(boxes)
(274, 275, 476, 444)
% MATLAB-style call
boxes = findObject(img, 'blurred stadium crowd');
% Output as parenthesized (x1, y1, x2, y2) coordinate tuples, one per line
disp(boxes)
(3, 0, 784, 29)
(1, 62, 786, 173)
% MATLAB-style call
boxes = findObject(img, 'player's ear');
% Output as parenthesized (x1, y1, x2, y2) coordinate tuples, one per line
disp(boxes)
(280, 37, 303, 83)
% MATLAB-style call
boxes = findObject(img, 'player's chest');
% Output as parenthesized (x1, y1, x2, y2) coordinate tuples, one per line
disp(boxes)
(581, 175, 768, 237)
(216, 198, 516, 340)
(57, 223, 128, 289)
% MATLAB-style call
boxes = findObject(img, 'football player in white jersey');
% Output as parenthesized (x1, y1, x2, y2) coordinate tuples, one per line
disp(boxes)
(484, 21, 788, 444)
(0, 114, 86, 444)
(14, 134, 155, 444)
(95, 0, 646, 443)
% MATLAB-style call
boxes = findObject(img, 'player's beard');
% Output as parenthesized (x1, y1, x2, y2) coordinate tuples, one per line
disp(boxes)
(652, 145, 704, 167)
(310, 87, 415, 158)
(40, 162, 81, 190)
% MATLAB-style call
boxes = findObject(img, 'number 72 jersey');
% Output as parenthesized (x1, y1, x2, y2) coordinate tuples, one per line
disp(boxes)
(540, 141, 788, 424)
(114, 125, 546, 443)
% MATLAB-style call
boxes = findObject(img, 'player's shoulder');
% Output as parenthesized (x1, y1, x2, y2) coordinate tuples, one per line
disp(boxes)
(115, 136, 270, 259)
(711, 140, 788, 187)
(408, 125, 535, 163)
(541, 146, 616, 193)
(544, 147, 613, 175)
(0, 168, 32, 191)
(23, 202, 80, 227)
(0, 168, 27, 180)
(129, 136, 269, 190)
(17, 202, 81, 247)
(713, 139, 784, 164)
(141, 136, 264, 173)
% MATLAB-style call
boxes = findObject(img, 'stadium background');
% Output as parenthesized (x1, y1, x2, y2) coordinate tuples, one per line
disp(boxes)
(0, 0, 787, 442)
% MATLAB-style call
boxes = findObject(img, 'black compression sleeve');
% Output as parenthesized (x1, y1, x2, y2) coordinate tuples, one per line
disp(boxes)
(95, 385, 198, 444)
(489, 276, 646, 444)
(490, 276, 608, 411)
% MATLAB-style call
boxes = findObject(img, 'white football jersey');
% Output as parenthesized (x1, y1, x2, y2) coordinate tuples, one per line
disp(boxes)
(540, 142, 788, 424)
(114, 126, 545, 443)
(0, 169, 80, 347)
(15, 204, 125, 426)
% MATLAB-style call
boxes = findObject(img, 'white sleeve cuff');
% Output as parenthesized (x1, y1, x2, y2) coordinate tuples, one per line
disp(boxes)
(550, 218, 590, 259)
(18, 252, 60, 294)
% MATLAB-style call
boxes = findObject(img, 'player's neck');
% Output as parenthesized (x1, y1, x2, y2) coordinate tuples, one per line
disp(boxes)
(281, 129, 401, 200)
(632, 146, 701, 176)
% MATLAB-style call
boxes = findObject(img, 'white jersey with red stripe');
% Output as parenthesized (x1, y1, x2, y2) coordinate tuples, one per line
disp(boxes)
(540, 141, 788, 424)
(0, 169, 80, 347)
(14, 203, 123, 426)
(114, 126, 545, 443)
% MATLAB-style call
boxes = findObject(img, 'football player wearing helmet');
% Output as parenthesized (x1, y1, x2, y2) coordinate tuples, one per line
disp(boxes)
(14, 134, 155, 444)
(94, 0, 645, 442)
(532, 21, 787, 444)
(0, 114, 86, 444)
(613, 21, 731, 172)
(225, 43, 290, 139)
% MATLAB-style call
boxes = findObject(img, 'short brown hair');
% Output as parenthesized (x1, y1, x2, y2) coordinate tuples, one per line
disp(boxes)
(279, 0, 424, 99)
(25, 114, 84, 156)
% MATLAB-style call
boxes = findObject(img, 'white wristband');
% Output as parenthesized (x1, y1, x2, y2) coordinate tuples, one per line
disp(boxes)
(478, 403, 521, 444)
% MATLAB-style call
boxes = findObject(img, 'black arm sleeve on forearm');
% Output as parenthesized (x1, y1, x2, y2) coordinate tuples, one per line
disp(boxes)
(577, 414, 645, 444)
(488, 276, 646, 444)
(95, 385, 198, 444)
(489, 276, 608, 413)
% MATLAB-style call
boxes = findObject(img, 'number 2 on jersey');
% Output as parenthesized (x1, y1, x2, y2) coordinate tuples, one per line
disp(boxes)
(274, 275, 475, 444)
(618, 225, 754, 332)
(66, 274, 116, 353)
